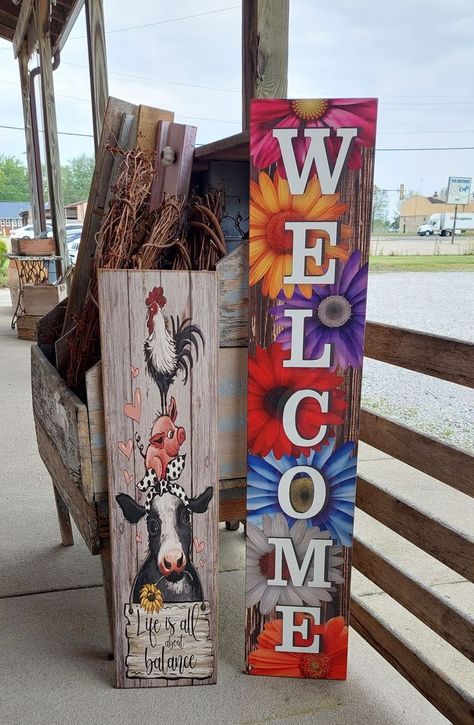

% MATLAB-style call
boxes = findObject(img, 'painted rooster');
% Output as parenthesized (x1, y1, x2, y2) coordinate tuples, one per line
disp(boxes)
(144, 286, 204, 414)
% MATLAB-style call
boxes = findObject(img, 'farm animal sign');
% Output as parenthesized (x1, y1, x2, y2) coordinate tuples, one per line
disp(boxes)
(246, 98, 377, 678)
(99, 270, 218, 688)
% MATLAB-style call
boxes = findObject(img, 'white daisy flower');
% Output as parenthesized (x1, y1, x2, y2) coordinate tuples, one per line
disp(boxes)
(246, 513, 344, 615)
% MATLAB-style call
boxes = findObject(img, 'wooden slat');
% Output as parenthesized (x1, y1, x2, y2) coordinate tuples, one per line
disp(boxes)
(52, 0, 84, 54)
(217, 243, 248, 347)
(149, 122, 197, 211)
(219, 347, 247, 480)
(194, 131, 249, 163)
(356, 476, 474, 581)
(360, 408, 473, 497)
(18, 41, 42, 235)
(31, 344, 94, 502)
(85, 361, 107, 497)
(365, 322, 474, 388)
(242, 0, 290, 128)
(353, 538, 474, 660)
(85, 0, 108, 153)
(13, 0, 33, 56)
(351, 595, 474, 724)
(63, 98, 138, 333)
(35, 421, 100, 554)
(135, 104, 174, 152)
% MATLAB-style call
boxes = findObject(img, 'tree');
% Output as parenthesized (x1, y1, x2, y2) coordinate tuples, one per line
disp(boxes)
(372, 185, 389, 231)
(0, 155, 29, 201)
(61, 154, 94, 205)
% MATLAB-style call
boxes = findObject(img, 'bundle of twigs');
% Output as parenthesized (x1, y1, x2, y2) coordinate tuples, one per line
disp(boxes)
(65, 146, 226, 395)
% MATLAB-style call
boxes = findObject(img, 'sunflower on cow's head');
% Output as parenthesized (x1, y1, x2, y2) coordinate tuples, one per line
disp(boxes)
(248, 343, 347, 459)
(250, 171, 350, 300)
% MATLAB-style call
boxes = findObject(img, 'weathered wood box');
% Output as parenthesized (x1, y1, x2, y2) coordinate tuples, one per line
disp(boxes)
(23, 283, 67, 316)
(11, 236, 56, 256)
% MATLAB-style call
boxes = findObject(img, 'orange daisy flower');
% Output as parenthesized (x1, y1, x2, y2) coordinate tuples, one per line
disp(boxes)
(248, 615, 348, 680)
(250, 171, 350, 299)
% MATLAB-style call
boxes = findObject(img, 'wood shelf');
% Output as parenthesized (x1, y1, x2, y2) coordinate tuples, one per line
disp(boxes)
(194, 130, 249, 163)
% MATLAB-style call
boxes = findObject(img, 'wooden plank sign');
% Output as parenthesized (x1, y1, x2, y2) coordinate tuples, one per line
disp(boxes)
(245, 98, 378, 678)
(98, 270, 218, 688)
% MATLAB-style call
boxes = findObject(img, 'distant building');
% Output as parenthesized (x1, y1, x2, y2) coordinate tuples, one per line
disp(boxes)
(400, 193, 474, 233)
(0, 201, 30, 235)
(43, 200, 88, 223)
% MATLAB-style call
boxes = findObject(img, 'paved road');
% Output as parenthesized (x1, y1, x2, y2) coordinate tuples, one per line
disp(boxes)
(363, 270, 474, 450)
(370, 234, 474, 256)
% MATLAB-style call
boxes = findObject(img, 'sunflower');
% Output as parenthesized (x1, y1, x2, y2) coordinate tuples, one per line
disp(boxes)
(247, 615, 348, 679)
(248, 343, 347, 459)
(139, 583, 164, 614)
(250, 170, 350, 299)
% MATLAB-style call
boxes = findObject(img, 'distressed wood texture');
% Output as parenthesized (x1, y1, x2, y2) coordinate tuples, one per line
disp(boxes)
(246, 97, 377, 673)
(351, 596, 474, 725)
(18, 41, 41, 235)
(62, 98, 138, 333)
(217, 243, 249, 347)
(12, 0, 33, 57)
(360, 408, 473, 497)
(85, 0, 109, 153)
(16, 314, 41, 340)
(36, 0, 67, 275)
(353, 538, 473, 661)
(136, 105, 174, 152)
(150, 122, 197, 211)
(85, 361, 107, 496)
(356, 476, 474, 582)
(31, 344, 94, 502)
(242, 0, 289, 128)
(365, 322, 474, 388)
(98, 270, 218, 688)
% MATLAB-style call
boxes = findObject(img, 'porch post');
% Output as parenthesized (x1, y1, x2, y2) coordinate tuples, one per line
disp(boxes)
(35, 0, 67, 277)
(85, 0, 109, 154)
(17, 41, 42, 235)
(241, 0, 289, 129)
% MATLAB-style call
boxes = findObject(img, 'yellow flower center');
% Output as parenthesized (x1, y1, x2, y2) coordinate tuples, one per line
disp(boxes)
(300, 652, 332, 679)
(292, 99, 329, 121)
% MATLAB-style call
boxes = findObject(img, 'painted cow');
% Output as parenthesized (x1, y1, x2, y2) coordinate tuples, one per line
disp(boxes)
(145, 397, 186, 479)
(116, 485, 213, 604)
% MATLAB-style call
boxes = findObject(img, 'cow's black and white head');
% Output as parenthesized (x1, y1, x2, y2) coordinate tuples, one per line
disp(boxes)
(117, 487, 213, 582)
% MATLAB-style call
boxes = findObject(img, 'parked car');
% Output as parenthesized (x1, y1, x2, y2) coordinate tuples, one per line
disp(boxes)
(10, 224, 53, 242)
(67, 240, 80, 265)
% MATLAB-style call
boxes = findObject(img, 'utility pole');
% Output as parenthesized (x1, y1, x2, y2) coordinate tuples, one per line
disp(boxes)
(451, 204, 458, 244)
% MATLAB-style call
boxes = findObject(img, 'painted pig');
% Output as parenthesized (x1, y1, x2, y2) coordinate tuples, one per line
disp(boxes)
(145, 397, 186, 479)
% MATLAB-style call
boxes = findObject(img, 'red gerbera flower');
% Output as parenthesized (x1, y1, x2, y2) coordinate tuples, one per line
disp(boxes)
(248, 615, 348, 680)
(248, 343, 347, 459)
(251, 98, 377, 174)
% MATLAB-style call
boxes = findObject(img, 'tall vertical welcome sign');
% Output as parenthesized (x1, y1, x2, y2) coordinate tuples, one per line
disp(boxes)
(246, 98, 377, 679)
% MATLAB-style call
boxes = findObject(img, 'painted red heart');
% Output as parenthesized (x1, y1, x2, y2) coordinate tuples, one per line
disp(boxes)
(199, 558, 206, 568)
(118, 439, 133, 459)
(136, 533, 142, 544)
(123, 387, 141, 424)
(131, 366, 139, 379)
(123, 470, 134, 486)
(193, 537, 205, 553)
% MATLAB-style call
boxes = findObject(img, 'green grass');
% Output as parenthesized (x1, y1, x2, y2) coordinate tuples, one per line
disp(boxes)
(369, 254, 474, 272)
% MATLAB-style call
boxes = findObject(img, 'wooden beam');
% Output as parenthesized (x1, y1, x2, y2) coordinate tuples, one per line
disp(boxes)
(242, 0, 289, 129)
(13, 0, 34, 57)
(52, 0, 84, 54)
(351, 596, 474, 724)
(360, 408, 473, 497)
(18, 42, 42, 236)
(365, 322, 474, 389)
(85, 0, 108, 153)
(356, 476, 474, 581)
(36, 0, 68, 276)
(194, 130, 249, 163)
(353, 538, 474, 661)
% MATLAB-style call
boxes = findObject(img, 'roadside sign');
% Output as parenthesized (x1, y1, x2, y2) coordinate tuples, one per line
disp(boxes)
(447, 177, 472, 205)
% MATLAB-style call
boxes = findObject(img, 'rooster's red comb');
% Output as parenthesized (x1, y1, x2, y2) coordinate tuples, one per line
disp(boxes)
(145, 287, 167, 308)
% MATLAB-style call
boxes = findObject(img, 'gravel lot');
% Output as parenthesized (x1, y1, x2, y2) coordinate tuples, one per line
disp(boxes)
(363, 271, 474, 451)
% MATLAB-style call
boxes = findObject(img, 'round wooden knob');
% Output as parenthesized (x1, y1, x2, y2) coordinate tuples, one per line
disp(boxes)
(160, 146, 176, 167)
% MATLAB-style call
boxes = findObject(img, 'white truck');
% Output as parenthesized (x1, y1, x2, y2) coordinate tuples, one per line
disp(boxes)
(417, 212, 474, 236)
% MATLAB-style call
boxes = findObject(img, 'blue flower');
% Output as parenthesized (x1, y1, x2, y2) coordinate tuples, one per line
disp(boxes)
(247, 437, 356, 546)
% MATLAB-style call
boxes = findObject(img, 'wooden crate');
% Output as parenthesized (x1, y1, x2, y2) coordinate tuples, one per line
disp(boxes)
(11, 237, 56, 256)
(17, 314, 42, 340)
(23, 283, 67, 316)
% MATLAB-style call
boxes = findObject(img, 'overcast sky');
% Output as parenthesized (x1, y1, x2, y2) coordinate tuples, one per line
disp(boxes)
(1, 0, 473, 216)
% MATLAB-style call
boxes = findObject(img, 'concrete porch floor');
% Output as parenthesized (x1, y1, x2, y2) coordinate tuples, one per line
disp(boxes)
(1, 288, 471, 725)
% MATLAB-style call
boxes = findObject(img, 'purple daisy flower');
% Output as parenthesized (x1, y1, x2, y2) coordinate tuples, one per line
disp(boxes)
(271, 251, 368, 370)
